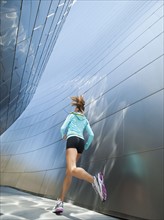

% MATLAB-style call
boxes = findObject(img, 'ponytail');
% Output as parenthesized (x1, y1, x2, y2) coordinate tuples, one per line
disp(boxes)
(71, 95, 85, 112)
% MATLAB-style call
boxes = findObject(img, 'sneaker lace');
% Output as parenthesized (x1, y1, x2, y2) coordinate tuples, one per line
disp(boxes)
(55, 200, 63, 208)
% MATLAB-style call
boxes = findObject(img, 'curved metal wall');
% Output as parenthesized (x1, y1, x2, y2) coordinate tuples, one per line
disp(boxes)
(0, 1, 163, 220)
(0, 0, 74, 134)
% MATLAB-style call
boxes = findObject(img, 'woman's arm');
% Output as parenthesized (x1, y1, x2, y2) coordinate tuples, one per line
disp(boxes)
(84, 123, 94, 150)
(61, 114, 73, 139)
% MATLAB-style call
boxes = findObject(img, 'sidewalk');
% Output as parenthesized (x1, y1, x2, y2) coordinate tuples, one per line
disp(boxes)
(0, 186, 120, 220)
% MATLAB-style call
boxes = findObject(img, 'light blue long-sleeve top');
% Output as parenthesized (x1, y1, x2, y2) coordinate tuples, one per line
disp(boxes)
(61, 112, 94, 150)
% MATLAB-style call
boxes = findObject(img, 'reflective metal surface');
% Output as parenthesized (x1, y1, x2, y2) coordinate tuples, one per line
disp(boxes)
(0, 1, 163, 220)
(0, 0, 73, 134)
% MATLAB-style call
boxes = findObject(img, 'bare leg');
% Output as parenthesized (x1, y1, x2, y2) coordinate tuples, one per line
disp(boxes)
(59, 149, 81, 201)
(72, 167, 94, 183)
(60, 172, 72, 202)
(59, 148, 94, 202)
(66, 148, 94, 183)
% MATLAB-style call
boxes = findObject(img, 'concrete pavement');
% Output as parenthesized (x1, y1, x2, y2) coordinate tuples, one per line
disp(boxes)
(0, 187, 120, 220)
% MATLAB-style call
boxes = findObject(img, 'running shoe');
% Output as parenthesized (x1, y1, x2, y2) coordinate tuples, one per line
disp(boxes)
(52, 199, 64, 214)
(92, 172, 107, 202)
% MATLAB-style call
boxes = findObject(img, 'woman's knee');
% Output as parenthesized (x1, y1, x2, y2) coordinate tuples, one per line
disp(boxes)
(71, 167, 78, 176)
(66, 168, 74, 176)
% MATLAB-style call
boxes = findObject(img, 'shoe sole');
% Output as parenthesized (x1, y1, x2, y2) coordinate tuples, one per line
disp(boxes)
(52, 207, 63, 214)
(54, 210, 63, 215)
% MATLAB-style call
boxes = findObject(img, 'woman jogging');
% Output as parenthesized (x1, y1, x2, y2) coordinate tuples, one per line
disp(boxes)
(52, 96, 107, 214)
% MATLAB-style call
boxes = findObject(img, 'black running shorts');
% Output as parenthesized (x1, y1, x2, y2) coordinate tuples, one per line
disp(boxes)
(66, 136, 84, 154)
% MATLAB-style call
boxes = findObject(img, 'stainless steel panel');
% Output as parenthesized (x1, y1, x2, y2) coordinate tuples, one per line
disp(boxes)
(0, 155, 11, 172)
(14, 39, 30, 68)
(34, 0, 51, 27)
(5, 154, 26, 172)
(0, 82, 10, 101)
(0, 10, 20, 38)
(1, 53, 15, 79)
(39, 169, 65, 197)
(0, 173, 21, 187)
(124, 91, 163, 153)
(0, 1, 21, 14)
(86, 55, 163, 125)
(83, 111, 124, 162)
(17, 0, 40, 43)
(0, 0, 72, 134)
(102, 150, 163, 220)
(9, 84, 21, 103)
(16, 172, 46, 194)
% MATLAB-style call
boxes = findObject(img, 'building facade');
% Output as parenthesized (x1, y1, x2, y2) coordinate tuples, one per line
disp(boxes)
(0, 0, 74, 134)
(0, 1, 163, 220)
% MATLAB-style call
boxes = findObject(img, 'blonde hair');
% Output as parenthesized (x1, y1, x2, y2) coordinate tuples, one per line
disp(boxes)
(71, 95, 85, 112)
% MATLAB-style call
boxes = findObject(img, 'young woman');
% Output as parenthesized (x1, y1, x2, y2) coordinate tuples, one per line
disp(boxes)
(52, 96, 107, 214)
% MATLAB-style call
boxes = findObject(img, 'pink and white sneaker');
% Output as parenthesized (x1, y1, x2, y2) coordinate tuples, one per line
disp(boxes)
(92, 172, 107, 202)
(52, 199, 63, 214)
